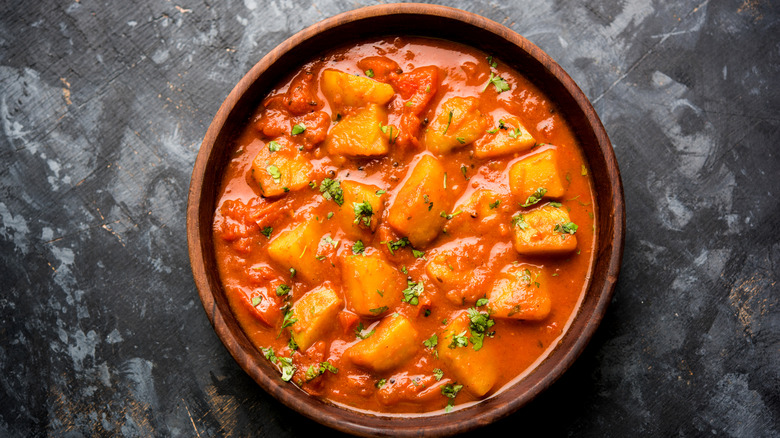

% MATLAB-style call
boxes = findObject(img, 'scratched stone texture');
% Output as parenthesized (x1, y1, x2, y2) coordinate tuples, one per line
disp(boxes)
(0, 0, 778, 436)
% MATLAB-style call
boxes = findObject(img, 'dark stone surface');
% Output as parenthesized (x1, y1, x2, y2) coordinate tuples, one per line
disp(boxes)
(0, 0, 777, 436)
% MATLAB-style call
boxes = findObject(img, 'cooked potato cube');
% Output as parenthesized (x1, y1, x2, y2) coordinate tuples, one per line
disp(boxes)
(341, 252, 404, 316)
(251, 141, 314, 198)
(508, 148, 565, 201)
(325, 104, 389, 157)
(474, 116, 535, 159)
(488, 264, 551, 320)
(387, 155, 451, 247)
(290, 286, 343, 351)
(436, 313, 498, 397)
(321, 69, 395, 108)
(339, 180, 385, 239)
(267, 218, 324, 281)
(512, 204, 578, 255)
(424, 97, 487, 154)
(346, 313, 418, 372)
(424, 241, 490, 305)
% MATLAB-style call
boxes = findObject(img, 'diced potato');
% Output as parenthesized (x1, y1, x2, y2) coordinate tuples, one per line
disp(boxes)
(474, 116, 536, 159)
(508, 148, 565, 201)
(251, 139, 314, 197)
(424, 97, 487, 154)
(339, 180, 385, 239)
(321, 69, 395, 108)
(346, 313, 419, 373)
(424, 241, 490, 305)
(325, 104, 389, 157)
(290, 286, 343, 351)
(267, 218, 324, 281)
(387, 155, 452, 247)
(512, 204, 578, 255)
(341, 252, 404, 316)
(436, 313, 498, 397)
(488, 264, 551, 320)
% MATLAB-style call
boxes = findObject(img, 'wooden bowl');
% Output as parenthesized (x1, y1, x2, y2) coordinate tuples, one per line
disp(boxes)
(187, 4, 624, 436)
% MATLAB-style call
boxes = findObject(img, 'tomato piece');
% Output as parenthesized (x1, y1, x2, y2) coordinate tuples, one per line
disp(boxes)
(357, 56, 401, 82)
(389, 66, 439, 148)
(285, 69, 324, 115)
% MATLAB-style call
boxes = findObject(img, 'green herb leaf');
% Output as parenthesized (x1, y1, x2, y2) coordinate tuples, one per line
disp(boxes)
(369, 306, 389, 315)
(305, 361, 338, 381)
(355, 322, 376, 340)
(401, 265, 408, 275)
(290, 267, 296, 278)
(483, 72, 510, 93)
(581, 164, 588, 176)
(467, 308, 495, 351)
(268, 140, 281, 152)
(279, 356, 296, 381)
(456, 137, 465, 144)
(549, 202, 562, 208)
(376, 378, 387, 388)
(508, 127, 522, 139)
(353, 201, 374, 228)
(486, 127, 499, 134)
(385, 237, 410, 255)
(365, 69, 374, 78)
(443, 110, 453, 135)
(554, 221, 579, 236)
(441, 383, 463, 399)
(489, 200, 500, 209)
(251, 296, 262, 307)
(319, 178, 344, 206)
(376, 189, 386, 195)
(288, 335, 298, 351)
(476, 297, 489, 307)
(512, 214, 529, 230)
(521, 187, 547, 207)
(291, 124, 306, 135)
(352, 240, 365, 255)
(321, 235, 339, 248)
(423, 334, 438, 349)
(402, 280, 423, 306)
(412, 249, 425, 258)
(261, 226, 273, 238)
(440, 210, 463, 220)
(262, 347, 278, 364)
(460, 165, 469, 180)
(448, 330, 469, 349)
(276, 284, 291, 296)
(486, 56, 497, 68)
(433, 368, 444, 381)
(327, 211, 334, 219)
(267, 165, 282, 183)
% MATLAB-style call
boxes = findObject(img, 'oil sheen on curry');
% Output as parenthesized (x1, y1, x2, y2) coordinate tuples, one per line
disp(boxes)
(213, 37, 596, 414)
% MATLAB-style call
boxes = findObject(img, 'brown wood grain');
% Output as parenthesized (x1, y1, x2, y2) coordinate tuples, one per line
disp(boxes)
(187, 4, 624, 436)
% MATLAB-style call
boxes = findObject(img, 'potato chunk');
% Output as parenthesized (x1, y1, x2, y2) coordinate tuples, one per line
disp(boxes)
(346, 313, 418, 373)
(474, 116, 536, 159)
(267, 218, 324, 281)
(251, 139, 313, 198)
(424, 97, 487, 154)
(290, 286, 343, 351)
(325, 104, 389, 157)
(321, 69, 395, 108)
(512, 204, 578, 255)
(387, 155, 451, 247)
(339, 180, 385, 239)
(424, 239, 492, 305)
(508, 148, 565, 201)
(341, 252, 404, 316)
(488, 264, 551, 320)
(436, 313, 498, 397)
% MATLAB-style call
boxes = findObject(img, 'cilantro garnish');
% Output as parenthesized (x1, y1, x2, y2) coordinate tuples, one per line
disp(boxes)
(355, 322, 375, 340)
(262, 347, 278, 364)
(369, 306, 389, 315)
(441, 383, 463, 412)
(279, 356, 295, 381)
(251, 296, 262, 307)
(267, 165, 281, 183)
(467, 308, 495, 351)
(483, 72, 510, 93)
(402, 280, 423, 306)
(353, 201, 374, 227)
(275, 284, 291, 296)
(423, 334, 438, 349)
(352, 240, 365, 255)
(365, 69, 374, 78)
(268, 140, 281, 152)
(512, 214, 529, 230)
(489, 200, 500, 209)
(443, 110, 453, 135)
(385, 237, 410, 255)
(412, 249, 425, 259)
(291, 124, 306, 135)
(554, 221, 579, 236)
(521, 187, 547, 207)
(319, 178, 344, 206)
(448, 330, 468, 349)
(305, 361, 338, 381)
(261, 226, 273, 238)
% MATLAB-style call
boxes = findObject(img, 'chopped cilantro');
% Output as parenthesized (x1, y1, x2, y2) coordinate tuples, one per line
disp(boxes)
(554, 221, 579, 236)
(456, 137, 465, 144)
(315, 255, 326, 261)
(489, 200, 500, 209)
(305, 361, 338, 381)
(291, 124, 306, 135)
(424, 309, 431, 317)
(279, 356, 296, 382)
(476, 297, 489, 307)
(275, 284, 291, 296)
(441, 383, 463, 400)
(289, 267, 296, 278)
(467, 308, 495, 351)
(423, 334, 438, 349)
(460, 165, 469, 180)
(483, 72, 510, 93)
(376, 378, 387, 388)
(448, 330, 469, 349)
(512, 214, 529, 230)
(486, 56, 497, 68)
(262, 347, 278, 364)
(376, 289, 384, 297)
(352, 240, 365, 255)
(412, 249, 425, 258)
(365, 69, 374, 78)
(267, 165, 282, 183)
(440, 210, 463, 220)
(321, 235, 339, 248)
(487, 127, 499, 134)
(369, 306, 389, 314)
(521, 187, 547, 207)
(385, 237, 410, 255)
(355, 322, 375, 340)
(288, 335, 298, 351)
(280, 308, 297, 332)
(353, 201, 374, 227)
(581, 164, 588, 176)
(508, 127, 522, 139)
(443, 110, 453, 135)
(268, 140, 281, 152)
(433, 368, 444, 381)
(261, 226, 273, 238)
(251, 296, 262, 307)
(401, 265, 408, 275)
(549, 202, 562, 208)
(319, 178, 344, 206)
(402, 280, 423, 306)
(327, 211, 334, 219)
(376, 189, 386, 195)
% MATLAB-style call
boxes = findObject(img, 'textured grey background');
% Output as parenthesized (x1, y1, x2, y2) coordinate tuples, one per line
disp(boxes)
(1, 0, 778, 436)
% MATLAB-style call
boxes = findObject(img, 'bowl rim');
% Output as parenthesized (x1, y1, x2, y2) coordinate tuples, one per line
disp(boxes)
(187, 3, 625, 436)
